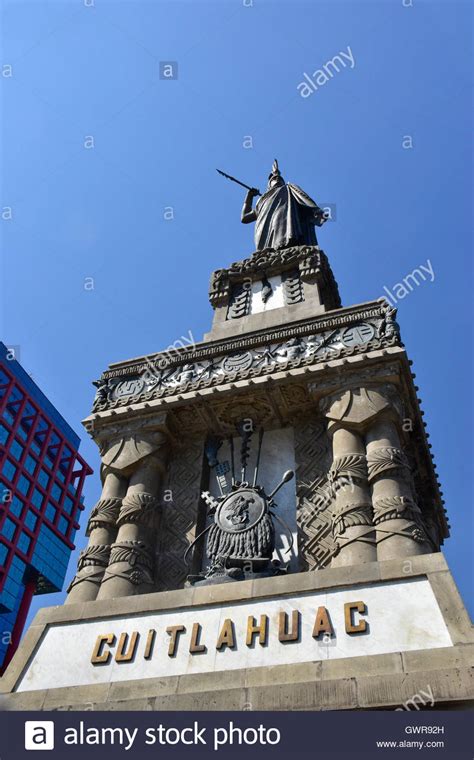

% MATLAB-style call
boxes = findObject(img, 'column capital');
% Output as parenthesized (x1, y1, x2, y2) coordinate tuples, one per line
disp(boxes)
(92, 413, 171, 474)
(319, 383, 404, 432)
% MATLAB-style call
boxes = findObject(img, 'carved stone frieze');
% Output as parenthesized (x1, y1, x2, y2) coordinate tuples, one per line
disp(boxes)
(91, 310, 401, 414)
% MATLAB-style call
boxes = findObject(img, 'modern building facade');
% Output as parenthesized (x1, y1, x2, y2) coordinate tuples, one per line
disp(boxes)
(0, 343, 92, 672)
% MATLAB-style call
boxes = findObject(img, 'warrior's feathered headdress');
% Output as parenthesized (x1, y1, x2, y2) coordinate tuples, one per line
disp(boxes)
(268, 158, 282, 180)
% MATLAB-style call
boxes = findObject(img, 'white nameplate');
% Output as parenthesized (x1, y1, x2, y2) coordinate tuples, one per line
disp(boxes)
(17, 577, 452, 692)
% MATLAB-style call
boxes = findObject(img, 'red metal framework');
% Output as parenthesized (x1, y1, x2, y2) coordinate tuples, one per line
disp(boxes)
(0, 362, 92, 596)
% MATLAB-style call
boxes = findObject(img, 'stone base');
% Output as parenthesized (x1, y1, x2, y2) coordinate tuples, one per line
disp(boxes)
(1, 554, 472, 711)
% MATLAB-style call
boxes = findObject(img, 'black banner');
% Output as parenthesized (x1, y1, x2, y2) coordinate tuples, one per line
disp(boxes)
(0, 710, 472, 759)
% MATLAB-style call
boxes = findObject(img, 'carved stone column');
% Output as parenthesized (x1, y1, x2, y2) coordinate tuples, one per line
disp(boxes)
(68, 413, 171, 602)
(96, 442, 168, 600)
(328, 426, 375, 566)
(319, 382, 433, 567)
(66, 468, 126, 603)
(366, 418, 430, 561)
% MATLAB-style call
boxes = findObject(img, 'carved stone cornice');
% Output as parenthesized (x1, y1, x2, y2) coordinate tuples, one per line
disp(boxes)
(100, 300, 392, 379)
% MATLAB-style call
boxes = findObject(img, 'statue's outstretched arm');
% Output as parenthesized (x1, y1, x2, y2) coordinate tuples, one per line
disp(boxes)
(241, 188, 259, 224)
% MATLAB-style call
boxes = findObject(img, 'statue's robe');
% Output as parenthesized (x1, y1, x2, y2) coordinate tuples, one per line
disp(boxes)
(254, 183, 325, 251)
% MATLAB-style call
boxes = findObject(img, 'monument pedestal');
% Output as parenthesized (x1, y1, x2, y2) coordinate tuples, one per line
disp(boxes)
(1, 553, 472, 711)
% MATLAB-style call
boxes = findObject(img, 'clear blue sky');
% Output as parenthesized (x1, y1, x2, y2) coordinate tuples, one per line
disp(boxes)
(1, 0, 472, 626)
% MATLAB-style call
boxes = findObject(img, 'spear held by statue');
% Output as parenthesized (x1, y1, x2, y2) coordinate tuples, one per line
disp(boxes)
(216, 169, 261, 196)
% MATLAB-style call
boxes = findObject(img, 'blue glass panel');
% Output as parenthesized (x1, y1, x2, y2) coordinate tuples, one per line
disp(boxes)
(46, 433, 60, 466)
(24, 455, 37, 476)
(0, 424, 9, 445)
(8, 387, 24, 404)
(16, 423, 28, 441)
(2, 409, 14, 425)
(20, 402, 36, 431)
(16, 474, 31, 496)
(51, 483, 62, 503)
(30, 439, 41, 455)
(63, 496, 74, 515)
(30, 525, 72, 590)
(31, 488, 44, 509)
(1, 518, 16, 541)
(58, 516, 69, 535)
(25, 511, 37, 531)
(37, 469, 50, 489)
(17, 533, 31, 554)
(1, 460, 17, 483)
(9, 440, 24, 462)
(9, 496, 24, 518)
(45, 503, 56, 522)
(0, 543, 9, 564)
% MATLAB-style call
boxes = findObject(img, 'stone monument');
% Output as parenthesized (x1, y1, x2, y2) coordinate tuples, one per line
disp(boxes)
(1, 163, 472, 711)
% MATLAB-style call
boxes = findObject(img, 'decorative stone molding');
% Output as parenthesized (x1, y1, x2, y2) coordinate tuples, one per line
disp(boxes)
(329, 453, 368, 483)
(66, 544, 112, 593)
(282, 269, 304, 304)
(103, 540, 155, 587)
(366, 446, 410, 482)
(332, 503, 373, 538)
(227, 284, 250, 319)
(372, 495, 423, 525)
(310, 361, 402, 397)
(117, 492, 159, 527)
(86, 497, 122, 535)
(208, 246, 340, 309)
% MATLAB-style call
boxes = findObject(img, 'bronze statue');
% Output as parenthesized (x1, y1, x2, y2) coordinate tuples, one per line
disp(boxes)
(241, 160, 327, 251)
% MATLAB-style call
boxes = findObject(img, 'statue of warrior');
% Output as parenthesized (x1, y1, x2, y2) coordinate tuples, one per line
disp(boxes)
(241, 159, 327, 251)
